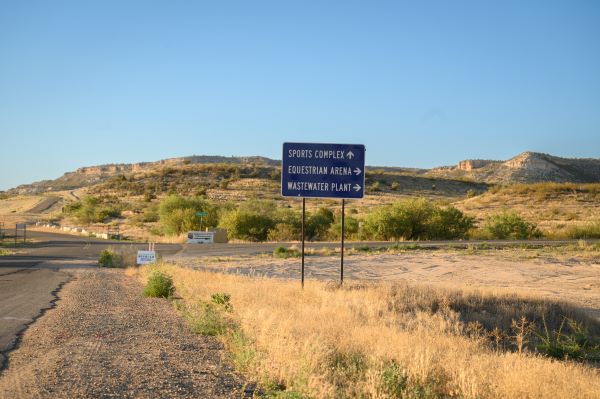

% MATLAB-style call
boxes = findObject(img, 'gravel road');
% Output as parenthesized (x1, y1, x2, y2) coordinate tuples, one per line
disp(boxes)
(0, 269, 244, 399)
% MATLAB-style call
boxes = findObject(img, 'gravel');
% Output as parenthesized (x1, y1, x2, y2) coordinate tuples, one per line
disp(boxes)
(0, 269, 244, 399)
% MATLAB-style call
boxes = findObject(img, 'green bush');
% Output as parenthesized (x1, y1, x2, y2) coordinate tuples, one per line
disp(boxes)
(143, 271, 175, 298)
(363, 198, 473, 241)
(536, 317, 600, 361)
(211, 292, 233, 312)
(273, 246, 300, 258)
(192, 302, 228, 336)
(64, 196, 122, 224)
(306, 208, 334, 240)
(327, 215, 359, 240)
(98, 248, 129, 268)
(158, 194, 217, 235)
(219, 209, 275, 241)
(483, 211, 542, 239)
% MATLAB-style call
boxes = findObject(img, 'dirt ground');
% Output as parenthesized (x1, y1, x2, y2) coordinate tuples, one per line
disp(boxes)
(0, 269, 244, 399)
(179, 250, 600, 319)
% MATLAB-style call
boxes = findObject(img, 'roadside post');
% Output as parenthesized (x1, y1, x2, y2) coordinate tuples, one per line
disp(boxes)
(281, 142, 366, 287)
(15, 223, 26, 245)
(196, 212, 208, 231)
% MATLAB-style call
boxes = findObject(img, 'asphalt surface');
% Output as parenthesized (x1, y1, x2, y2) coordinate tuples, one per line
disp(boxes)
(0, 267, 70, 370)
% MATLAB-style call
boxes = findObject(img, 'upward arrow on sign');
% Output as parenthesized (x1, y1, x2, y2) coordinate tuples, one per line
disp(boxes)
(347, 151, 355, 159)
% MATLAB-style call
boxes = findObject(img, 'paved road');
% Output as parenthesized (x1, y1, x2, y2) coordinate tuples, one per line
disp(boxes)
(0, 230, 182, 268)
(0, 267, 70, 369)
(24, 196, 62, 214)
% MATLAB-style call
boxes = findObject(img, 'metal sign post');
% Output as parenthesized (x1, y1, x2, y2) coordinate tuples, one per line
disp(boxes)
(282, 142, 366, 287)
(15, 223, 26, 245)
(301, 198, 305, 289)
(196, 211, 208, 231)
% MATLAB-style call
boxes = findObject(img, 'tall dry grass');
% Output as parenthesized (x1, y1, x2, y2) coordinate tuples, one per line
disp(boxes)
(135, 264, 600, 398)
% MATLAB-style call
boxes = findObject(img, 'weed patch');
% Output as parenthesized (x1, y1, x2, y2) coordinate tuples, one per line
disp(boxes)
(143, 271, 175, 298)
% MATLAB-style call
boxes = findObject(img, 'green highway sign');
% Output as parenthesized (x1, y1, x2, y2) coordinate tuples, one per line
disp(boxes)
(196, 212, 208, 217)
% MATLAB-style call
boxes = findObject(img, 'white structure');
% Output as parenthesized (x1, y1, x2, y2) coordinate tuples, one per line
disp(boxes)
(187, 231, 215, 244)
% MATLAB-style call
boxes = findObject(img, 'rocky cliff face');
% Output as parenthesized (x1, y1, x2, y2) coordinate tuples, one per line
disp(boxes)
(428, 152, 600, 184)
(457, 159, 499, 171)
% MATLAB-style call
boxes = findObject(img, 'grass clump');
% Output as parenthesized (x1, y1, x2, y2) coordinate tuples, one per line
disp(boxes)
(273, 246, 300, 258)
(98, 248, 122, 267)
(537, 316, 600, 361)
(98, 246, 138, 268)
(191, 302, 229, 335)
(567, 221, 600, 239)
(143, 270, 175, 298)
(0, 248, 14, 256)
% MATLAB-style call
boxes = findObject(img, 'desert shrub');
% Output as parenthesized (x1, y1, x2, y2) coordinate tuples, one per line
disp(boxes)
(64, 196, 122, 224)
(536, 317, 600, 361)
(306, 208, 334, 240)
(363, 198, 473, 241)
(369, 181, 381, 192)
(98, 246, 139, 268)
(483, 211, 542, 239)
(158, 194, 217, 235)
(192, 302, 228, 336)
(428, 206, 475, 240)
(267, 208, 302, 241)
(267, 223, 299, 241)
(566, 221, 600, 239)
(327, 215, 359, 240)
(98, 248, 119, 267)
(273, 246, 300, 259)
(211, 292, 233, 312)
(143, 190, 156, 202)
(143, 271, 175, 298)
(220, 209, 275, 241)
(466, 189, 476, 198)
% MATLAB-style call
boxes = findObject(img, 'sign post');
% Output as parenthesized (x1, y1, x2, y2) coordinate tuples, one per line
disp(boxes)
(282, 142, 365, 286)
(196, 211, 208, 231)
(15, 223, 26, 245)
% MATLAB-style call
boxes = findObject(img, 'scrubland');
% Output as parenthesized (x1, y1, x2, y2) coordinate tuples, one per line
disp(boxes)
(135, 264, 600, 398)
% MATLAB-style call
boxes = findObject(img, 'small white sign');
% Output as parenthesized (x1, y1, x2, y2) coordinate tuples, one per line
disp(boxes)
(136, 250, 157, 265)
(187, 231, 214, 244)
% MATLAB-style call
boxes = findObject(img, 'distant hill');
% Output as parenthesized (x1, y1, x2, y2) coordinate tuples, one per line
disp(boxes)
(6, 155, 279, 195)
(426, 152, 600, 184)
(4, 152, 600, 196)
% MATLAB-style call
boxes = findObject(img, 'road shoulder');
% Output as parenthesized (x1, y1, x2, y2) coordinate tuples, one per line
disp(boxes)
(0, 269, 244, 399)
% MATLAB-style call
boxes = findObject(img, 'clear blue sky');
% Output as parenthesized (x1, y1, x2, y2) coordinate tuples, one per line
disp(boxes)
(1, 1, 599, 190)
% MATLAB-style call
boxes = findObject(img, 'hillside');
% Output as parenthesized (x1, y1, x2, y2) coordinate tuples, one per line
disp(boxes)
(427, 152, 600, 184)
(5, 155, 279, 195)
(6, 151, 599, 198)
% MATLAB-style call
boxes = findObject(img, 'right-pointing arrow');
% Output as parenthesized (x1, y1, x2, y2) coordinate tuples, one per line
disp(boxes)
(353, 184, 361, 192)
(354, 167, 362, 175)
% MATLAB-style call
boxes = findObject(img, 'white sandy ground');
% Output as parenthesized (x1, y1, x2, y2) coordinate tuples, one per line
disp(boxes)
(175, 251, 600, 320)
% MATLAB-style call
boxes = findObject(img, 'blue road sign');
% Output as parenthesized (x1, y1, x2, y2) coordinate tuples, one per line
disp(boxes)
(281, 142, 366, 199)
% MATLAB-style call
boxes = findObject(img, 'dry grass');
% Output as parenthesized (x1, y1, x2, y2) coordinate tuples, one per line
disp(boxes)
(135, 264, 600, 399)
